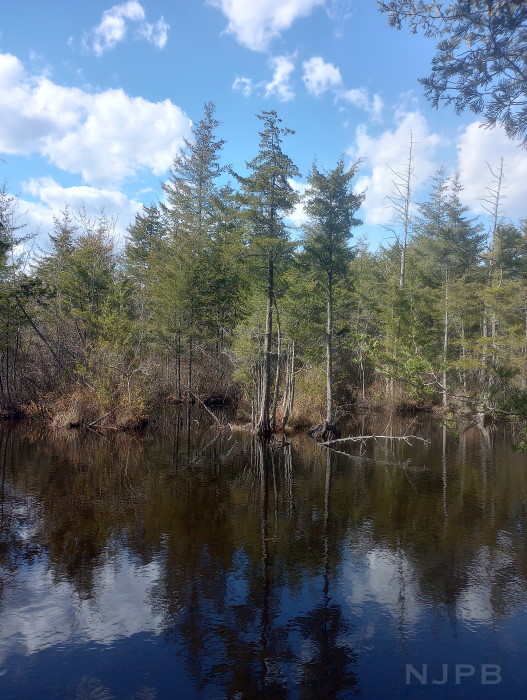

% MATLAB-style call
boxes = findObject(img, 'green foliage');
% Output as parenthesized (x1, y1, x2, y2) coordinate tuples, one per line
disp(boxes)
(2, 105, 527, 427)
(234, 110, 300, 248)
(302, 158, 363, 279)
(151, 103, 249, 363)
(379, 0, 527, 144)
(498, 388, 527, 419)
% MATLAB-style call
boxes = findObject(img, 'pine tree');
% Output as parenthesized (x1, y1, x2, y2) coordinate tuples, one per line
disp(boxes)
(302, 158, 364, 433)
(233, 110, 300, 434)
(414, 170, 484, 404)
(124, 202, 166, 330)
(0, 182, 32, 409)
(156, 102, 227, 396)
(36, 207, 78, 376)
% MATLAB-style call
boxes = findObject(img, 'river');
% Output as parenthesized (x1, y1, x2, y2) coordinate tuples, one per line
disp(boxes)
(0, 410, 526, 698)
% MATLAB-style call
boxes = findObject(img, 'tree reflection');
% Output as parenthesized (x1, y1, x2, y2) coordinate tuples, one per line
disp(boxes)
(292, 449, 358, 699)
(0, 413, 527, 697)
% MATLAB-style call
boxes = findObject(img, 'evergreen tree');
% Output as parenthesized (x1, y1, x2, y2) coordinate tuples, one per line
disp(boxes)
(123, 202, 166, 331)
(233, 110, 300, 433)
(302, 158, 364, 432)
(414, 170, 484, 404)
(0, 182, 32, 409)
(379, 0, 527, 144)
(155, 102, 227, 395)
(36, 208, 78, 376)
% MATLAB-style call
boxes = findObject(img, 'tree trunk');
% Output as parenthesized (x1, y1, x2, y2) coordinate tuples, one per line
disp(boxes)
(443, 267, 449, 408)
(188, 334, 193, 399)
(177, 334, 181, 399)
(460, 321, 467, 395)
(326, 271, 334, 426)
(281, 341, 295, 432)
(256, 253, 273, 434)
(271, 295, 282, 430)
(309, 272, 340, 443)
(481, 307, 488, 386)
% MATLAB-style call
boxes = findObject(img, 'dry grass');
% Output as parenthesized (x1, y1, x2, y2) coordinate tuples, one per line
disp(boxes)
(50, 389, 101, 428)
(289, 365, 326, 429)
(49, 386, 148, 431)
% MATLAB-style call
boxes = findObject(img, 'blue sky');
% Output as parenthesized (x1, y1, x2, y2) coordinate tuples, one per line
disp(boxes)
(1, 0, 526, 248)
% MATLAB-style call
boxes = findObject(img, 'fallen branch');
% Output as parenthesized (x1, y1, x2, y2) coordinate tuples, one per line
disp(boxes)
(86, 409, 116, 429)
(189, 391, 230, 429)
(319, 434, 431, 447)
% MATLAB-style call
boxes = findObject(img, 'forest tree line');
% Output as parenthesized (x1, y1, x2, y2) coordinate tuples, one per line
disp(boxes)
(1, 103, 526, 432)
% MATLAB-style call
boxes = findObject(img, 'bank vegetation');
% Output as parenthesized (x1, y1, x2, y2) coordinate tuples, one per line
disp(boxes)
(1, 105, 527, 438)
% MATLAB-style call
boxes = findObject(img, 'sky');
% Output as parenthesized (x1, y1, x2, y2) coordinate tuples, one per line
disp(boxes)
(1, 0, 526, 250)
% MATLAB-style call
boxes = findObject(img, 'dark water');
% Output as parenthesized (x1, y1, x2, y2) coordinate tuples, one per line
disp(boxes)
(0, 410, 526, 699)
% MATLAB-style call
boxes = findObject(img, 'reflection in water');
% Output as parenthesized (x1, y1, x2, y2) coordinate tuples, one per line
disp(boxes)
(0, 411, 526, 698)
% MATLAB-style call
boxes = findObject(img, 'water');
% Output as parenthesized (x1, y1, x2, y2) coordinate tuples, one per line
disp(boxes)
(0, 410, 526, 698)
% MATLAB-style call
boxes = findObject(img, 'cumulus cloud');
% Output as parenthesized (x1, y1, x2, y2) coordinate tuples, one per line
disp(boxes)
(350, 110, 443, 226)
(339, 88, 383, 121)
(21, 177, 143, 242)
(0, 53, 191, 187)
(457, 122, 527, 220)
(209, 0, 324, 51)
(264, 55, 296, 102)
(302, 56, 342, 97)
(233, 55, 296, 102)
(86, 1, 169, 55)
(301, 55, 383, 120)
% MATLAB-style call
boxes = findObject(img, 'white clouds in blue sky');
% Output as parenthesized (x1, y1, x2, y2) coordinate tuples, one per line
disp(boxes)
(85, 1, 169, 56)
(1, 0, 526, 245)
(208, 0, 324, 51)
(0, 53, 190, 186)
(264, 55, 296, 101)
(351, 109, 443, 227)
(456, 121, 527, 220)
(21, 177, 143, 245)
(302, 56, 342, 97)
(301, 56, 383, 121)
(339, 89, 384, 122)
(233, 54, 297, 102)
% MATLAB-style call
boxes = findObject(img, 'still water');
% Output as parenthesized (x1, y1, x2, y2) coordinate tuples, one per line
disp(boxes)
(0, 410, 526, 699)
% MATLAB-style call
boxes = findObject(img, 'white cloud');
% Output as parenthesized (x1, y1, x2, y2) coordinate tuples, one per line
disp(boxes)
(264, 55, 296, 102)
(232, 76, 254, 97)
(302, 56, 342, 97)
(0, 53, 191, 187)
(209, 0, 324, 51)
(138, 17, 170, 49)
(351, 110, 442, 226)
(232, 55, 296, 102)
(339, 87, 384, 121)
(286, 178, 308, 226)
(301, 56, 383, 121)
(325, 0, 354, 25)
(457, 121, 527, 220)
(21, 177, 143, 242)
(90, 0, 145, 55)
(86, 1, 169, 55)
